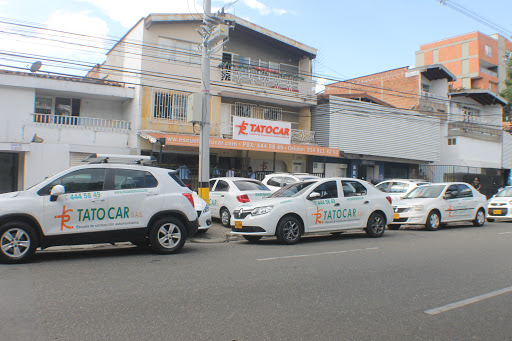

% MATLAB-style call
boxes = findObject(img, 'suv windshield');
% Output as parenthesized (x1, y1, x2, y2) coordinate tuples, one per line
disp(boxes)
(270, 181, 316, 198)
(233, 180, 270, 191)
(403, 185, 445, 199)
(496, 187, 512, 197)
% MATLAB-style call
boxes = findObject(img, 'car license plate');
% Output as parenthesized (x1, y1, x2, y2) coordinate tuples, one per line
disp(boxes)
(493, 209, 501, 215)
(393, 213, 399, 220)
(235, 221, 242, 229)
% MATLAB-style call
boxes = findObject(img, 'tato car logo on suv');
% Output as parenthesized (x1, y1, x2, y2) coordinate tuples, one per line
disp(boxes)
(55, 205, 74, 231)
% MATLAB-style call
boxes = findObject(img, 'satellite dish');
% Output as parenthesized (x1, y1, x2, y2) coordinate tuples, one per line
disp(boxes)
(30, 61, 42, 73)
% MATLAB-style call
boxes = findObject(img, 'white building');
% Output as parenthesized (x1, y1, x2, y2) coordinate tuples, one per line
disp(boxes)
(420, 89, 510, 196)
(0, 70, 134, 192)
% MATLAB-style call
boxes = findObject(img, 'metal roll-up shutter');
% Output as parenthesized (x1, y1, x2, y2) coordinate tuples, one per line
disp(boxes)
(69, 152, 92, 167)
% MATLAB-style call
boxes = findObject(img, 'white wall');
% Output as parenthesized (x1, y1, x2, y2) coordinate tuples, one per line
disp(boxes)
(0, 86, 35, 145)
(439, 136, 502, 168)
(81, 98, 124, 120)
(24, 143, 70, 188)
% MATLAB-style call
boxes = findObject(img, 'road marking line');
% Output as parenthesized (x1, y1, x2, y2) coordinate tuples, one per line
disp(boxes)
(256, 247, 379, 261)
(425, 286, 512, 315)
(498, 232, 512, 235)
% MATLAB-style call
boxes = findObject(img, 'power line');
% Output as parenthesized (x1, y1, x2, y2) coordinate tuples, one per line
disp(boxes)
(0, 16, 506, 125)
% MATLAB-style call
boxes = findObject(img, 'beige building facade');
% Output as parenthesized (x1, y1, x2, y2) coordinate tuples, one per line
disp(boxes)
(91, 14, 338, 181)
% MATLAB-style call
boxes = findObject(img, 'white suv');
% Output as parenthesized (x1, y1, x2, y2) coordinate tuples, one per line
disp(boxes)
(0, 159, 199, 263)
(262, 173, 320, 192)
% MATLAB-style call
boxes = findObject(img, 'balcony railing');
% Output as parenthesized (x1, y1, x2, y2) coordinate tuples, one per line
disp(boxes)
(479, 67, 498, 78)
(32, 114, 131, 131)
(448, 114, 502, 138)
(220, 66, 313, 95)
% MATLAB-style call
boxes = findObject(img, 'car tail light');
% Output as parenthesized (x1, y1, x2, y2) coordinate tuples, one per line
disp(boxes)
(386, 196, 392, 204)
(237, 194, 250, 203)
(182, 193, 195, 208)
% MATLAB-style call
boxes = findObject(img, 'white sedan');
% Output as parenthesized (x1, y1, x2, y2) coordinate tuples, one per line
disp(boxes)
(209, 177, 272, 227)
(391, 182, 487, 230)
(231, 177, 393, 244)
(192, 192, 212, 232)
(487, 186, 512, 222)
(262, 173, 320, 192)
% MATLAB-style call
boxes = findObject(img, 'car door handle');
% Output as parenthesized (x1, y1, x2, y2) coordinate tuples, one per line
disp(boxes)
(220, 195, 225, 197)
(92, 199, 105, 203)
(364, 201, 369, 204)
(334, 203, 340, 207)
(147, 192, 158, 196)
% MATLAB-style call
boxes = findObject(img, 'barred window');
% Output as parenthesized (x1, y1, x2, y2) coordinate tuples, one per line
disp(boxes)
(152, 89, 187, 121)
(235, 102, 255, 118)
(235, 102, 282, 121)
(261, 105, 282, 121)
(460, 106, 480, 123)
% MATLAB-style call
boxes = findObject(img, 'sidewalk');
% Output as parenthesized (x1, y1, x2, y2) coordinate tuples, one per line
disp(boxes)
(189, 221, 242, 243)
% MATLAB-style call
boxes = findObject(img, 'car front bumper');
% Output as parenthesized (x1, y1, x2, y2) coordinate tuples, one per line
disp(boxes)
(392, 208, 428, 225)
(487, 205, 512, 220)
(231, 214, 276, 236)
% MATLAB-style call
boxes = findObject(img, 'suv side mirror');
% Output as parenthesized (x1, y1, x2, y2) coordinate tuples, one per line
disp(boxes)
(50, 185, 65, 202)
(308, 192, 321, 200)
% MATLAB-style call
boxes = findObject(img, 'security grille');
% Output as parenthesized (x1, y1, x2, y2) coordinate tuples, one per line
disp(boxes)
(234, 102, 282, 121)
(152, 88, 187, 122)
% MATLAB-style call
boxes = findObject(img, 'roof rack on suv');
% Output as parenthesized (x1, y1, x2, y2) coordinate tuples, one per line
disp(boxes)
(83, 153, 156, 165)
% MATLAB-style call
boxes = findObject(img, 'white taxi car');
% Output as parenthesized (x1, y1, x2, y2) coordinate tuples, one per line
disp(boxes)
(209, 177, 272, 227)
(487, 186, 512, 222)
(192, 192, 212, 232)
(262, 173, 320, 192)
(376, 179, 429, 203)
(231, 177, 393, 244)
(390, 182, 487, 231)
(0, 155, 199, 263)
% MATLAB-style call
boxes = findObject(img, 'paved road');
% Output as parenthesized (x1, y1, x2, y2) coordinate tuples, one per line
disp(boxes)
(1, 222, 511, 340)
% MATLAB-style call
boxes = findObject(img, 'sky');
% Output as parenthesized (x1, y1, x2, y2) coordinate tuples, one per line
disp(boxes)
(0, 0, 511, 91)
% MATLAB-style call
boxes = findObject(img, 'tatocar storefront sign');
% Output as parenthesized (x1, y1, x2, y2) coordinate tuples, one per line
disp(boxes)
(232, 116, 291, 144)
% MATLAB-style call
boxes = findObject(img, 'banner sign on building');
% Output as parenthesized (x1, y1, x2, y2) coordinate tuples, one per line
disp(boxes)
(232, 116, 291, 145)
(139, 132, 340, 157)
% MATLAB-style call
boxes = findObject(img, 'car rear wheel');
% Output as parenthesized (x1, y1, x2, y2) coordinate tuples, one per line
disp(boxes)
(220, 208, 231, 227)
(149, 217, 186, 254)
(243, 235, 262, 243)
(425, 211, 440, 231)
(0, 221, 38, 264)
(473, 209, 485, 227)
(276, 216, 302, 245)
(365, 212, 386, 238)
(388, 224, 401, 230)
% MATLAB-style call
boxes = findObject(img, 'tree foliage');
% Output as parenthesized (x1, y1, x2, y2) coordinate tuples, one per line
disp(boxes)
(501, 58, 512, 122)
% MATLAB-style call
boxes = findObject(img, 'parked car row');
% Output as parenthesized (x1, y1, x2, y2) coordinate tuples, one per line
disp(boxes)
(0, 160, 506, 264)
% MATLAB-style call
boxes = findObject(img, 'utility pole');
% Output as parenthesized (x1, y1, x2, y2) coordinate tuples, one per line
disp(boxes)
(198, 0, 212, 202)
(196, 0, 232, 202)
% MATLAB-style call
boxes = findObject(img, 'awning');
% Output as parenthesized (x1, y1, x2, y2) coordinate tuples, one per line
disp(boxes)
(138, 131, 340, 157)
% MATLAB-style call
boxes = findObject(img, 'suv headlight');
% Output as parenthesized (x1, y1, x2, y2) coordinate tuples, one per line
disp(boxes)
(203, 205, 210, 213)
(251, 205, 273, 216)
(412, 205, 424, 211)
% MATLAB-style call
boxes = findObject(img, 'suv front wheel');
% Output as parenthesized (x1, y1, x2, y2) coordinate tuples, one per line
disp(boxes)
(149, 217, 186, 254)
(0, 221, 39, 263)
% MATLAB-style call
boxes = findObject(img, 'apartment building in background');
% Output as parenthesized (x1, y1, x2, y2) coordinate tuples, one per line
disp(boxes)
(91, 13, 337, 181)
(416, 32, 512, 94)
(321, 64, 511, 194)
(0, 70, 134, 192)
